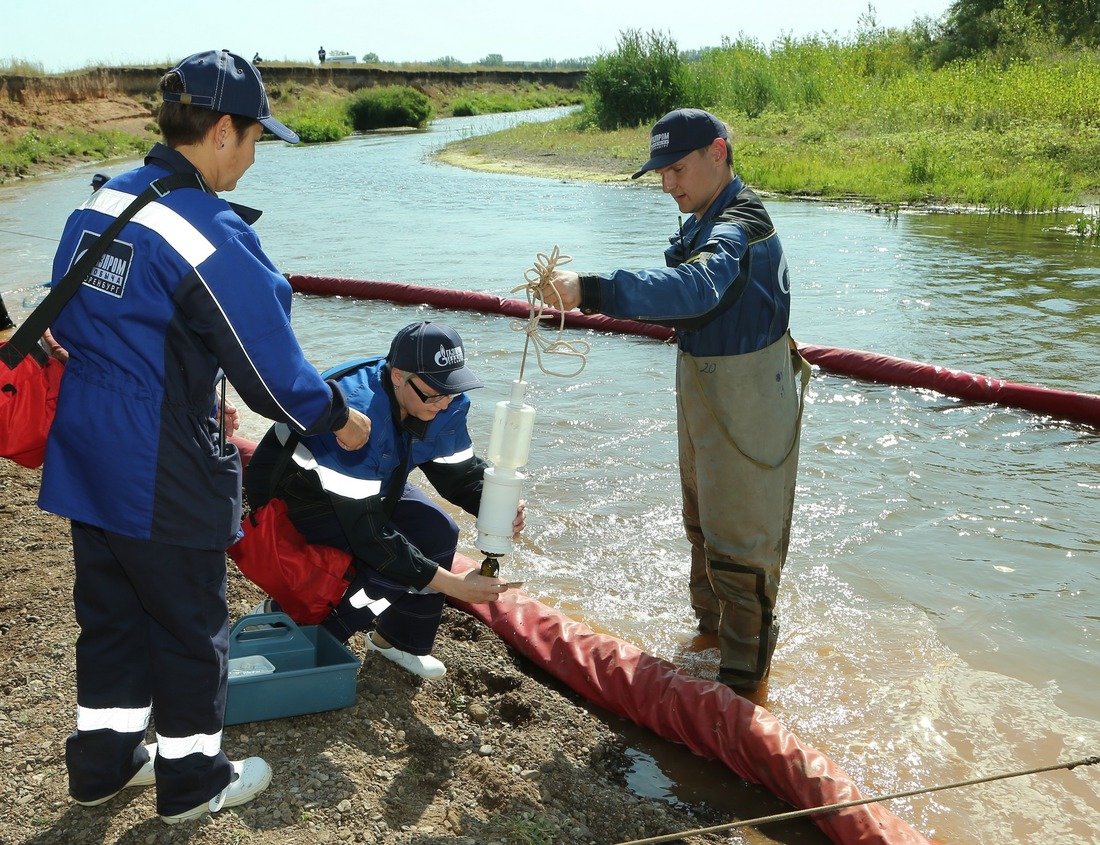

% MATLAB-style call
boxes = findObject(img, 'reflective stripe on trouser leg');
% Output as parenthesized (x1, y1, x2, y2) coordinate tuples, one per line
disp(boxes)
(68, 522, 156, 803)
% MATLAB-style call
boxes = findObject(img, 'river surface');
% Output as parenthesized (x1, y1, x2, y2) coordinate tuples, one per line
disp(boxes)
(1, 109, 1097, 844)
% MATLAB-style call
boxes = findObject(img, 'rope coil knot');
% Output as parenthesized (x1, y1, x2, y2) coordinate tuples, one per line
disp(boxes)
(512, 245, 589, 380)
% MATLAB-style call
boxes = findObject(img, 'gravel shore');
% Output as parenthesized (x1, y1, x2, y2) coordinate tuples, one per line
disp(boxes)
(0, 457, 739, 845)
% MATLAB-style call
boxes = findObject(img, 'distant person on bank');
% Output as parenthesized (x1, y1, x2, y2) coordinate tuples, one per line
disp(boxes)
(537, 108, 808, 695)
(244, 321, 524, 680)
(38, 49, 371, 824)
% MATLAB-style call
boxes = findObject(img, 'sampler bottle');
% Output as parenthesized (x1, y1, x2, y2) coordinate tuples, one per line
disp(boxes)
(476, 380, 535, 557)
(486, 379, 536, 469)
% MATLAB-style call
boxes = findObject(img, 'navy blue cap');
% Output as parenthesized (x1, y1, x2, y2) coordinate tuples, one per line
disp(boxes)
(631, 108, 728, 179)
(91, 173, 109, 190)
(161, 50, 299, 144)
(388, 321, 483, 394)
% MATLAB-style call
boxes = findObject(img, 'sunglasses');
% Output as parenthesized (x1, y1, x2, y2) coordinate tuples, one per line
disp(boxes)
(407, 376, 452, 405)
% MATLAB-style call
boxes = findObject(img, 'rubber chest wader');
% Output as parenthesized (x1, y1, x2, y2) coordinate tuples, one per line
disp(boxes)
(678, 331, 809, 691)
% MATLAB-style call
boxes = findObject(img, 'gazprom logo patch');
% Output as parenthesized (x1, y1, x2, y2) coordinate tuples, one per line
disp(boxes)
(650, 131, 670, 153)
(434, 344, 464, 368)
(73, 230, 134, 299)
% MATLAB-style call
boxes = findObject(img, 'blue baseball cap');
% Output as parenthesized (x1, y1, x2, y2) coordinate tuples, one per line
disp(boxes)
(631, 108, 728, 179)
(388, 321, 483, 394)
(161, 50, 299, 144)
(91, 173, 109, 190)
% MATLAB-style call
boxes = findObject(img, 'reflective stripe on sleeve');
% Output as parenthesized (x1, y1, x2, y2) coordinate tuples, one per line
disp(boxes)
(431, 446, 474, 465)
(76, 704, 151, 734)
(155, 731, 224, 759)
(275, 423, 384, 499)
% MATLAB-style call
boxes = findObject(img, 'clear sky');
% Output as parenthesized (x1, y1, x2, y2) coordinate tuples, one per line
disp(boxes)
(8, 0, 954, 73)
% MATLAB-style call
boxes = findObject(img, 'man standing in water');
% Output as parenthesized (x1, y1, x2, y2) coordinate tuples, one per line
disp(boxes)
(38, 50, 371, 823)
(539, 108, 808, 695)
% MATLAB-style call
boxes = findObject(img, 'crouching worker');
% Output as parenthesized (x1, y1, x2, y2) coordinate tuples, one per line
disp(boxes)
(244, 321, 525, 679)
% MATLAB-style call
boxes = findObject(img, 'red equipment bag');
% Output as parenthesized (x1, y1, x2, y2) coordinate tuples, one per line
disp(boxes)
(227, 497, 355, 625)
(0, 342, 64, 469)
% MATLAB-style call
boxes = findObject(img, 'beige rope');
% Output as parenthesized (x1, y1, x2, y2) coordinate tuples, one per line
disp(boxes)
(510, 245, 589, 381)
(612, 755, 1100, 845)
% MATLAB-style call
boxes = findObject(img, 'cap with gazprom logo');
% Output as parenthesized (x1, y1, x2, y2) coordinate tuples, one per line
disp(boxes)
(631, 108, 728, 179)
(388, 321, 483, 394)
(161, 50, 299, 144)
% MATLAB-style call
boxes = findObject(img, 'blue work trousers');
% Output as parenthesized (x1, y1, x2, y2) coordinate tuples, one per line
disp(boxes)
(67, 522, 233, 815)
(287, 484, 458, 655)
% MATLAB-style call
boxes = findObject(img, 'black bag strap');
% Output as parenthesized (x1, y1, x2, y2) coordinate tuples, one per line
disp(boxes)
(0, 172, 208, 371)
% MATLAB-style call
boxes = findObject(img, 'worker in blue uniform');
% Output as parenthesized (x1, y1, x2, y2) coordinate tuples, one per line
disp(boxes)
(39, 50, 371, 823)
(244, 321, 524, 679)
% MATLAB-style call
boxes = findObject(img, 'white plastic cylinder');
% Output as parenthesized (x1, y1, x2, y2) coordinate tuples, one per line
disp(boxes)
(476, 466, 525, 556)
(486, 380, 535, 470)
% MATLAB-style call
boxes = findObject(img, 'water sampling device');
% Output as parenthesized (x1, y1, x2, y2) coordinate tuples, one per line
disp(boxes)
(475, 378, 536, 577)
(473, 246, 589, 579)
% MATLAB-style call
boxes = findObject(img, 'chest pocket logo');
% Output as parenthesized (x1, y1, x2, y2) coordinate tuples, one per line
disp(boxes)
(73, 230, 135, 299)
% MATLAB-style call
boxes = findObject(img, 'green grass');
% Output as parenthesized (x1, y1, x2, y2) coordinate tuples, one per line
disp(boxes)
(489, 813, 557, 845)
(0, 58, 47, 75)
(457, 38, 1100, 212)
(0, 128, 150, 181)
(276, 88, 354, 143)
(7, 38, 1100, 211)
(449, 84, 585, 117)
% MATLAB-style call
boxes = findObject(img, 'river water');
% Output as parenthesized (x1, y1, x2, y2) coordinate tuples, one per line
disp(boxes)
(1, 109, 1097, 844)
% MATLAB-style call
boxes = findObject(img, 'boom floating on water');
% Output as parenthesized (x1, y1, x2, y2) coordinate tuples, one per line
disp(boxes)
(286, 273, 1100, 427)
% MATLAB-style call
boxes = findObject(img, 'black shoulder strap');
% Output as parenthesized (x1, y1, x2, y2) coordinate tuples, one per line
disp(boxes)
(0, 172, 207, 370)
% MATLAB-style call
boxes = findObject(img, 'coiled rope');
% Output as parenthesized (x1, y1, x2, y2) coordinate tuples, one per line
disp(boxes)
(510, 245, 589, 381)
(612, 755, 1100, 845)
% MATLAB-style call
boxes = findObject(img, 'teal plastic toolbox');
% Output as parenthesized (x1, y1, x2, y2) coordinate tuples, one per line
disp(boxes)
(225, 612, 360, 726)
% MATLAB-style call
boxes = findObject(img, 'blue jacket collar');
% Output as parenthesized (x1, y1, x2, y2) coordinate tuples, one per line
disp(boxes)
(144, 142, 263, 225)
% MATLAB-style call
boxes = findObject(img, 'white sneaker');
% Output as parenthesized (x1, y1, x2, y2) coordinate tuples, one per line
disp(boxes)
(246, 598, 276, 629)
(365, 632, 446, 679)
(74, 743, 157, 806)
(160, 757, 272, 824)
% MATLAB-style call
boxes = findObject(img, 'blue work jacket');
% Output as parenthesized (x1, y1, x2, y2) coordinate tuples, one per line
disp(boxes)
(39, 144, 348, 549)
(578, 177, 791, 357)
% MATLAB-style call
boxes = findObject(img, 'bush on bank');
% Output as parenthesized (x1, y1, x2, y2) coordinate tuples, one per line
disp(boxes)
(582, 29, 684, 130)
(346, 86, 433, 131)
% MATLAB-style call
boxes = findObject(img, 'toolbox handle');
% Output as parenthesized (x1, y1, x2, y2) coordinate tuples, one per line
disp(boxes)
(229, 611, 306, 645)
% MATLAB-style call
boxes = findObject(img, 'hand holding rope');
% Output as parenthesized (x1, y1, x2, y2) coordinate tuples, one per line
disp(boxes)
(510, 245, 589, 381)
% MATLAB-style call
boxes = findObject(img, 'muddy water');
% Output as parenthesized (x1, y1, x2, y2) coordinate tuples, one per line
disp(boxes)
(1, 109, 1096, 844)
